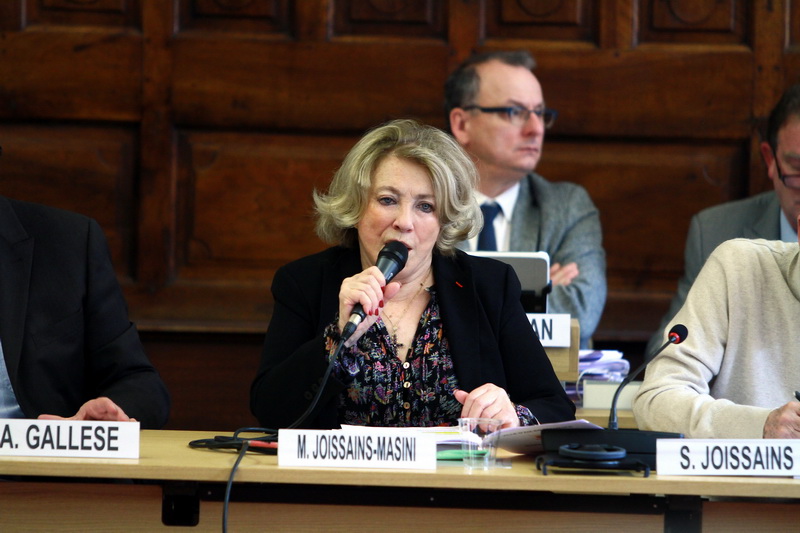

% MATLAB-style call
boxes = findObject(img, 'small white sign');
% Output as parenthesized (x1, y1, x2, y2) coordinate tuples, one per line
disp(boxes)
(0, 419, 140, 459)
(526, 313, 571, 347)
(278, 428, 436, 470)
(657, 439, 800, 476)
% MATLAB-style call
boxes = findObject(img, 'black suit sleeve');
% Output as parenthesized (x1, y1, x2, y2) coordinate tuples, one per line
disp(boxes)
(493, 266, 575, 423)
(11, 208, 170, 429)
(441, 253, 574, 424)
(79, 219, 170, 428)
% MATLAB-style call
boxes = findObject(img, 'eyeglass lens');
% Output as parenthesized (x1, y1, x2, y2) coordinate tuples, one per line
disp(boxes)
(773, 146, 800, 189)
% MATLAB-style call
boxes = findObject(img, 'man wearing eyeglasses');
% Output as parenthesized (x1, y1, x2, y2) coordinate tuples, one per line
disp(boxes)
(445, 50, 606, 348)
(645, 84, 800, 356)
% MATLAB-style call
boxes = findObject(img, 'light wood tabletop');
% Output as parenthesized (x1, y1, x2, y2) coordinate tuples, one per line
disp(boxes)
(1, 429, 798, 500)
(1, 429, 799, 532)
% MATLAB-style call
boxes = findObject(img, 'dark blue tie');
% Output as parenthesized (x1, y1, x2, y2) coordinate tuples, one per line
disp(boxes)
(478, 203, 501, 251)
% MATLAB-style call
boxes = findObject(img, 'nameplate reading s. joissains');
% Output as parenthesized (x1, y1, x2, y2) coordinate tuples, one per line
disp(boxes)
(278, 428, 436, 470)
(657, 439, 800, 476)
(0, 419, 139, 459)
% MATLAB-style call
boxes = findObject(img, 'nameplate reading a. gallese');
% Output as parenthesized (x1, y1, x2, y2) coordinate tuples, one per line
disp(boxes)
(657, 439, 800, 476)
(278, 428, 436, 470)
(0, 419, 139, 459)
(526, 313, 571, 347)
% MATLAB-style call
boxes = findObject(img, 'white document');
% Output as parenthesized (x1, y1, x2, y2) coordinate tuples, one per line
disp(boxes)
(335, 421, 603, 459)
(485, 419, 602, 455)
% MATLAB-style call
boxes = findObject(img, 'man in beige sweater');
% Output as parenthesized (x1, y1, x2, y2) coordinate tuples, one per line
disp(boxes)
(634, 233, 800, 438)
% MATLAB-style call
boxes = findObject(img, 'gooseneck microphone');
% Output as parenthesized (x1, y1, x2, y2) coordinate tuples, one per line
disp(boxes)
(608, 323, 688, 430)
(341, 240, 409, 342)
(537, 324, 689, 472)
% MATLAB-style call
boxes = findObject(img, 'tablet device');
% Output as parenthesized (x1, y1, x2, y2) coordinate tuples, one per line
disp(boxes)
(468, 251, 551, 313)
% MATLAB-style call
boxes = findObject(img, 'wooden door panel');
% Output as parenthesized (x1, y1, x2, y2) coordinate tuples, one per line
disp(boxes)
(0, 125, 137, 278)
(484, 0, 597, 42)
(0, 0, 789, 348)
(639, 0, 748, 44)
(0, 1, 141, 121)
(540, 140, 746, 289)
(535, 48, 754, 139)
(171, 39, 451, 130)
(0, 0, 795, 430)
(175, 130, 353, 278)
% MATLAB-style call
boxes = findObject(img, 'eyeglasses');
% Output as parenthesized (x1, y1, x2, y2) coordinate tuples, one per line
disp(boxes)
(461, 105, 558, 129)
(771, 145, 800, 190)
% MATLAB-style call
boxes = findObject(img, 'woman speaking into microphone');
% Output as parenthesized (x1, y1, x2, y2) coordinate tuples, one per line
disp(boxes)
(250, 119, 574, 430)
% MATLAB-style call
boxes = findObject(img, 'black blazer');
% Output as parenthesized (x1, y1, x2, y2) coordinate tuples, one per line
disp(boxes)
(250, 245, 575, 428)
(0, 196, 170, 429)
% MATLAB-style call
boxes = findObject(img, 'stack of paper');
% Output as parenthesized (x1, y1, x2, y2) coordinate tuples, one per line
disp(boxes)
(578, 349, 629, 380)
(564, 350, 630, 405)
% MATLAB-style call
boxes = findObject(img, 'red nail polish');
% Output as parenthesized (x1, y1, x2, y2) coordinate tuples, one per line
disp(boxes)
(379, 300, 384, 308)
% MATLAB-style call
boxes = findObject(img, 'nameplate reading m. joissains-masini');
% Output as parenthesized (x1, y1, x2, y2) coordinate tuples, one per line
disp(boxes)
(278, 428, 436, 470)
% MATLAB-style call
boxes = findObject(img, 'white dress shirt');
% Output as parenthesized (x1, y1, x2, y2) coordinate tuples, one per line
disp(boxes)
(0, 340, 24, 418)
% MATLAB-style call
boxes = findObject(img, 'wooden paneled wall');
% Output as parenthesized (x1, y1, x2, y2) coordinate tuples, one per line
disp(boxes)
(0, 1, 796, 429)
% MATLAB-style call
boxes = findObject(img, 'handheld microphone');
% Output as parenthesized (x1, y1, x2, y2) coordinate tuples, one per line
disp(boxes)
(289, 241, 408, 430)
(341, 240, 409, 341)
(608, 323, 688, 430)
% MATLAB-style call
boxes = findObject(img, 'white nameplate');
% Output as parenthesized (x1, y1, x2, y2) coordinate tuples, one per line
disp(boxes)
(0, 419, 139, 459)
(278, 428, 436, 470)
(657, 439, 800, 476)
(526, 313, 571, 347)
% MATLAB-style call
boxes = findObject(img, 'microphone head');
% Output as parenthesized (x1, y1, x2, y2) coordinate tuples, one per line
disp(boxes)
(667, 324, 688, 344)
(375, 241, 409, 282)
(378, 240, 409, 266)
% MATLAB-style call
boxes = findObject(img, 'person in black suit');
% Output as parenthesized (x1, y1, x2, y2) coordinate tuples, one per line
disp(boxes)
(0, 194, 170, 429)
(250, 119, 574, 429)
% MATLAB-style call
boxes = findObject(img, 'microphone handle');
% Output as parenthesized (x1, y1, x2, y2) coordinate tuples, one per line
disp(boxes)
(341, 249, 406, 342)
(341, 304, 366, 341)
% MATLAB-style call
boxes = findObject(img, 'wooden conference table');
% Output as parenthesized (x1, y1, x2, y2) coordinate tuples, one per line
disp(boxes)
(1, 430, 798, 532)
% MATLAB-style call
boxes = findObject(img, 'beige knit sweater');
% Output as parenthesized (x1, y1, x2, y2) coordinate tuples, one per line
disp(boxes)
(634, 238, 800, 438)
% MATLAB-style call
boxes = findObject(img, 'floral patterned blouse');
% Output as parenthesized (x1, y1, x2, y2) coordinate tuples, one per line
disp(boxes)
(323, 287, 536, 427)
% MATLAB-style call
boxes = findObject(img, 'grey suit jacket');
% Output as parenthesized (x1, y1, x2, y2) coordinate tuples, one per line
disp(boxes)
(646, 191, 781, 355)
(509, 173, 607, 348)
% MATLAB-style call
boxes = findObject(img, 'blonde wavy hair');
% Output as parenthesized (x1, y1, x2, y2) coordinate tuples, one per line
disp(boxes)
(313, 119, 481, 256)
